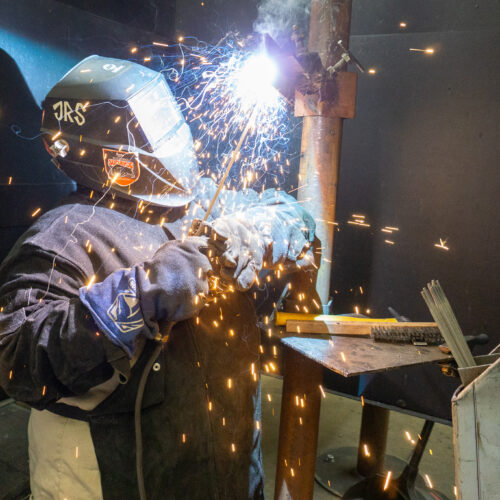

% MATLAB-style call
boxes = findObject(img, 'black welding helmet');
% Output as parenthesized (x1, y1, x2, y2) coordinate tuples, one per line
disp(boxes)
(41, 55, 198, 207)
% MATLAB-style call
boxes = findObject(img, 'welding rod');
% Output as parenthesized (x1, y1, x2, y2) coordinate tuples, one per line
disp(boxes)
(197, 104, 258, 231)
(421, 286, 465, 366)
(421, 281, 475, 369)
(421, 288, 467, 366)
(428, 282, 472, 366)
(430, 280, 474, 367)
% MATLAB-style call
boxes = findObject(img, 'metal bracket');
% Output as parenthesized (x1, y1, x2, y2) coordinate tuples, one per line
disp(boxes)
(294, 71, 358, 119)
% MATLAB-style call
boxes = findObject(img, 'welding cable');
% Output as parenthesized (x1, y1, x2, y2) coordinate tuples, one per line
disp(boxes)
(135, 322, 174, 500)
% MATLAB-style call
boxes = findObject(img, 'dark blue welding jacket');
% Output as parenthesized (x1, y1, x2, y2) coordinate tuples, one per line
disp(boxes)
(0, 179, 315, 499)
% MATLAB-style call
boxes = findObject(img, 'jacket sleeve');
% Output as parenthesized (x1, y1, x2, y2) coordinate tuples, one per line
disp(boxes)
(0, 245, 124, 408)
(197, 179, 316, 265)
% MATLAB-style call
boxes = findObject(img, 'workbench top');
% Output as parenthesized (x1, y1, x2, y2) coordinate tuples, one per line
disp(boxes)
(281, 336, 452, 377)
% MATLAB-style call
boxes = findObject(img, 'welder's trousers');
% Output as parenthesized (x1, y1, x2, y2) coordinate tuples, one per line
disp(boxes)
(28, 409, 104, 499)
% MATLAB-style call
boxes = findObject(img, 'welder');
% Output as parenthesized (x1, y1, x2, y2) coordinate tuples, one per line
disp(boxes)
(0, 56, 316, 499)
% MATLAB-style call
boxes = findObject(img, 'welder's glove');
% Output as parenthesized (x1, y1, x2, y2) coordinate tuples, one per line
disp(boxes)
(209, 217, 266, 291)
(223, 189, 316, 271)
(255, 204, 316, 270)
(208, 192, 316, 290)
(80, 237, 212, 357)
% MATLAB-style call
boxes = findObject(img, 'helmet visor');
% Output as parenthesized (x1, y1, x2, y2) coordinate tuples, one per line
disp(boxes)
(128, 77, 184, 152)
(127, 76, 199, 206)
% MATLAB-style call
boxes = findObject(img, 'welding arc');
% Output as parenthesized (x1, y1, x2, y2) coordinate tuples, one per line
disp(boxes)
(421, 280, 475, 370)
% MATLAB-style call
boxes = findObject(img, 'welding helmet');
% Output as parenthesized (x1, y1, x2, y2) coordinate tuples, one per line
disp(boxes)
(41, 55, 198, 207)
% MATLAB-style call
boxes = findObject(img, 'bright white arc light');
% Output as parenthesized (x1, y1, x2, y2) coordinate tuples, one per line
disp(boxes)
(234, 54, 279, 110)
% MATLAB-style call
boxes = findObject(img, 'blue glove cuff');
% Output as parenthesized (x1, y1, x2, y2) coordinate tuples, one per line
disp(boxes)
(79, 268, 149, 357)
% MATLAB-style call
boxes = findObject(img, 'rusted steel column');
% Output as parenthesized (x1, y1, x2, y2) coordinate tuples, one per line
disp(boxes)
(297, 0, 353, 305)
(356, 403, 390, 477)
(274, 347, 323, 499)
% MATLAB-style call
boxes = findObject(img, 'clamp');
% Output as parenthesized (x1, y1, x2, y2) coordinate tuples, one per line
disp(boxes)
(327, 40, 365, 75)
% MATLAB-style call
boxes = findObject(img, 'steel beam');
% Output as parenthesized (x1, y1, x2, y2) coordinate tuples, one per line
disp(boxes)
(297, 0, 353, 305)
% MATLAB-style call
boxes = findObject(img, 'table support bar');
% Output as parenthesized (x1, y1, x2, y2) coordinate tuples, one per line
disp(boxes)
(274, 347, 323, 499)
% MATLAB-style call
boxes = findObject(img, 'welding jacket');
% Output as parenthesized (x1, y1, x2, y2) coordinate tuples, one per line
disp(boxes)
(0, 179, 315, 500)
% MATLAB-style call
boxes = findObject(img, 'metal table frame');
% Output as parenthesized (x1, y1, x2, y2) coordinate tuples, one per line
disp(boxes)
(273, 336, 451, 499)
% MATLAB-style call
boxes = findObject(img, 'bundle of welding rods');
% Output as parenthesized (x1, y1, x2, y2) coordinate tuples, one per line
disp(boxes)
(421, 280, 475, 369)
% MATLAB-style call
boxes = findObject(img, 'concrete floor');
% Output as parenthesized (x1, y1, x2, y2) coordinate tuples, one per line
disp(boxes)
(261, 375, 455, 499)
(0, 377, 455, 499)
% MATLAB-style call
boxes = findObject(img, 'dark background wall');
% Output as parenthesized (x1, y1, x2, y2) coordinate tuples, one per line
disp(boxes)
(0, 0, 175, 265)
(329, 1, 500, 420)
(0, 0, 499, 420)
(334, 0, 500, 339)
(56, 0, 175, 36)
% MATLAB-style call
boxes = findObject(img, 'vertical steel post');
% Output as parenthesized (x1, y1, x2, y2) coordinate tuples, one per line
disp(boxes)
(297, 0, 353, 305)
(274, 347, 323, 499)
(274, 3, 356, 497)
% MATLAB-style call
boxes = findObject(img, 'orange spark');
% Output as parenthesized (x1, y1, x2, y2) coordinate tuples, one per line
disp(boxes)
(87, 275, 96, 289)
(383, 471, 392, 490)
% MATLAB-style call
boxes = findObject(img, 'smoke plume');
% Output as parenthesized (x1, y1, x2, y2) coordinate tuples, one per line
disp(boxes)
(253, 0, 310, 46)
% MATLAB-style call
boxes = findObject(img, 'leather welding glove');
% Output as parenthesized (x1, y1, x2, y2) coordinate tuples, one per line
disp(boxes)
(253, 202, 316, 270)
(208, 204, 315, 291)
(80, 237, 212, 357)
(208, 217, 266, 292)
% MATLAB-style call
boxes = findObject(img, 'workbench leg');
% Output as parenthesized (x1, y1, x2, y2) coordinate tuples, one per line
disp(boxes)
(274, 347, 323, 500)
(356, 403, 390, 477)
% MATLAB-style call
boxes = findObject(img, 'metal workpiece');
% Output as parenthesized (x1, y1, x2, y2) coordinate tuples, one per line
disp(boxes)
(281, 336, 451, 377)
(274, 346, 323, 500)
(296, 0, 353, 305)
(298, 115, 342, 305)
(308, 0, 352, 66)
